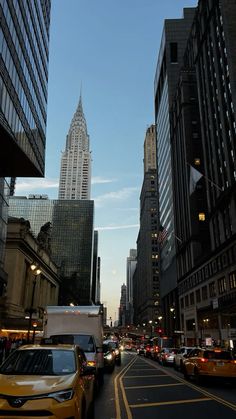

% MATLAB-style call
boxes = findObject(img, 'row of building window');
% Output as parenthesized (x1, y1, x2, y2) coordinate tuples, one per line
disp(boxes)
(180, 270, 236, 309)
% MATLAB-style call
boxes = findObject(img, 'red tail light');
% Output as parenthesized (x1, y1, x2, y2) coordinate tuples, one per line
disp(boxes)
(200, 358, 208, 363)
(230, 360, 236, 364)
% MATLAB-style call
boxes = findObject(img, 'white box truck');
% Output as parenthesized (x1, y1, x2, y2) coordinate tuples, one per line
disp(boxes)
(43, 305, 104, 384)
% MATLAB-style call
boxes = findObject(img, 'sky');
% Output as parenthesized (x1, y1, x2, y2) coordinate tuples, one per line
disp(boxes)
(15, 0, 197, 322)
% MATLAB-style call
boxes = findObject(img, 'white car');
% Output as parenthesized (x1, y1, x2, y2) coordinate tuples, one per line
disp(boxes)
(173, 346, 197, 371)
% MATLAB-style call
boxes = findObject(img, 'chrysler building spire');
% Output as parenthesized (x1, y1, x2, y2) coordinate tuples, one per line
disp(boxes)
(58, 95, 91, 200)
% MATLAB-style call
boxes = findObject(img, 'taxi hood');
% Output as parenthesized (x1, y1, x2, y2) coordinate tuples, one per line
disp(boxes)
(0, 373, 76, 396)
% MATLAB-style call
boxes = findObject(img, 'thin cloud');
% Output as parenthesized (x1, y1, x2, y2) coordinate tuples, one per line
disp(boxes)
(91, 176, 116, 185)
(95, 224, 139, 231)
(94, 186, 139, 207)
(15, 178, 59, 192)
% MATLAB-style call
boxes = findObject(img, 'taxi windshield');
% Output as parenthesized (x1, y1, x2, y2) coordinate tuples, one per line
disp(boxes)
(0, 349, 76, 375)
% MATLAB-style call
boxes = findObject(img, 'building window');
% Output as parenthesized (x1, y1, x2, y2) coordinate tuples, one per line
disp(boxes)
(190, 292, 194, 305)
(202, 286, 208, 300)
(196, 289, 201, 303)
(209, 281, 216, 297)
(194, 158, 201, 165)
(218, 277, 227, 294)
(185, 295, 189, 307)
(229, 271, 236, 290)
(170, 42, 178, 63)
(180, 298, 184, 309)
(199, 213, 206, 221)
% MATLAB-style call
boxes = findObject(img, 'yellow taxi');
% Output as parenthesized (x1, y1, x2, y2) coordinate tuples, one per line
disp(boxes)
(0, 344, 95, 419)
(183, 347, 236, 384)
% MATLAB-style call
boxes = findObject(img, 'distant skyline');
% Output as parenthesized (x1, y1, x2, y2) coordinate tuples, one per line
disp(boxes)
(15, 0, 197, 322)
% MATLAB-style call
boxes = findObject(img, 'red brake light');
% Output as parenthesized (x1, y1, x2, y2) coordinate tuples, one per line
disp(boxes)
(200, 358, 208, 363)
(230, 360, 236, 364)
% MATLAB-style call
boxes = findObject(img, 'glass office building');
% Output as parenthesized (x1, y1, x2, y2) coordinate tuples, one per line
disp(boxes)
(9, 197, 94, 305)
(0, 0, 51, 176)
(154, 8, 195, 334)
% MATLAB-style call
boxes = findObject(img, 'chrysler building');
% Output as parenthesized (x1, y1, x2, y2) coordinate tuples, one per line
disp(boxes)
(58, 95, 91, 199)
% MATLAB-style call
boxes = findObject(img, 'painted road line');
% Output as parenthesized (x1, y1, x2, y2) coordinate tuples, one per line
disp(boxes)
(143, 358, 236, 411)
(129, 397, 212, 409)
(114, 356, 136, 419)
(124, 382, 185, 389)
(124, 374, 169, 378)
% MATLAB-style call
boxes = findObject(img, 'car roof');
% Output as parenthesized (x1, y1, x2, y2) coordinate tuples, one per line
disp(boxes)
(18, 344, 76, 351)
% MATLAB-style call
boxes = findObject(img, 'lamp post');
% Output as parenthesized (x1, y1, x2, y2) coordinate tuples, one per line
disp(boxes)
(149, 320, 153, 337)
(27, 264, 41, 343)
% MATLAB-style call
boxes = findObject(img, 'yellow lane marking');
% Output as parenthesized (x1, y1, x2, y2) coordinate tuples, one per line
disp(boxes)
(129, 397, 212, 408)
(124, 383, 185, 389)
(125, 374, 168, 378)
(114, 356, 136, 419)
(143, 358, 236, 411)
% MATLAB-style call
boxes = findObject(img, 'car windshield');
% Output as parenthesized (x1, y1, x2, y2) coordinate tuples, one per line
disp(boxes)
(51, 334, 95, 352)
(0, 349, 76, 375)
(108, 342, 118, 349)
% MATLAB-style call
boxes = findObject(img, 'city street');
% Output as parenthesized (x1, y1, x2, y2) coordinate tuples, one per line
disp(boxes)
(95, 351, 236, 419)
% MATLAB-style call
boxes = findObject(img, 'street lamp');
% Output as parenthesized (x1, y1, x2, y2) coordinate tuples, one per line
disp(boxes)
(149, 320, 153, 337)
(27, 263, 41, 343)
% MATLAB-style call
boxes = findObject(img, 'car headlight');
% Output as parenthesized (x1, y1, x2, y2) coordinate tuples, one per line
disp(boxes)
(48, 389, 74, 403)
(115, 349, 119, 355)
(106, 353, 113, 360)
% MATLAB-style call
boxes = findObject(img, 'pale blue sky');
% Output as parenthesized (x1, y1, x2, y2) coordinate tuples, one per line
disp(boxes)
(15, 0, 197, 322)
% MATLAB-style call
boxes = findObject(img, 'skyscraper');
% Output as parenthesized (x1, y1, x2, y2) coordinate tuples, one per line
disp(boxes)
(172, 0, 236, 346)
(0, 0, 51, 299)
(154, 8, 195, 334)
(8, 196, 94, 305)
(58, 96, 91, 200)
(133, 125, 159, 325)
(126, 249, 137, 325)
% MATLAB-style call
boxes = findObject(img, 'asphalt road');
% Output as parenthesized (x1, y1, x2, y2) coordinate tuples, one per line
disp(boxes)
(94, 350, 236, 419)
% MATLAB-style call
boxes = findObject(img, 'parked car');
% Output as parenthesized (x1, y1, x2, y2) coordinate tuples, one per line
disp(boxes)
(173, 346, 197, 371)
(158, 347, 178, 366)
(103, 342, 116, 373)
(103, 340, 121, 365)
(183, 347, 236, 384)
(0, 344, 95, 418)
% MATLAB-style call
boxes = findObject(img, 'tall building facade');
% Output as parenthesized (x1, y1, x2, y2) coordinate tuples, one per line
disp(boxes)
(171, 0, 236, 347)
(133, 125, 160, 326)
(119, 283, 127, 327)
(9, 196, 94, 305)
(91, 230, 101, 304)
(154, 8, 195, 336)
(0, 0, 51, 177)
(58, 96, 91, 200)
(126, 249, 137, 325)
(0, 0, 51, 303)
